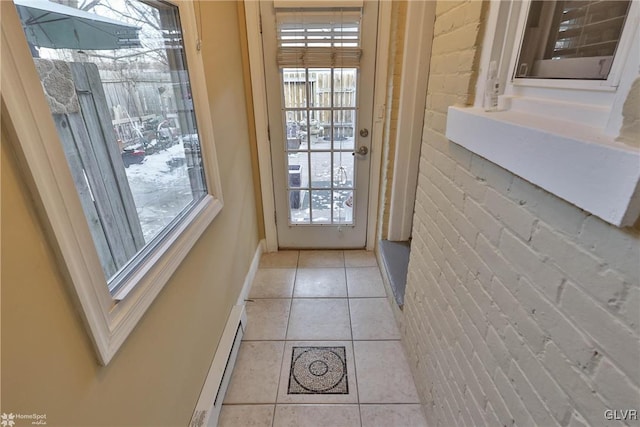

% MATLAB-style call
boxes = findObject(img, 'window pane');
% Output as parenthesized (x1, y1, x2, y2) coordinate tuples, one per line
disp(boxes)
(17, 0, 207, 289)
(516, 0, 631, 79)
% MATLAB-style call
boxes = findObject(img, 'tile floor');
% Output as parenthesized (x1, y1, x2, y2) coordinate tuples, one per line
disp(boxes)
(220, 250, 427, 427)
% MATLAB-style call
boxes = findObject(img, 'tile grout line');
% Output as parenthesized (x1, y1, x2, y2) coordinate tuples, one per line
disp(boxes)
(343, 253, 365, 427)
(270, 251, 299, 427)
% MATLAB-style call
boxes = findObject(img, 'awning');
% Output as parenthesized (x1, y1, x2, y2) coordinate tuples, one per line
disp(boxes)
(13, 0, 141, 50)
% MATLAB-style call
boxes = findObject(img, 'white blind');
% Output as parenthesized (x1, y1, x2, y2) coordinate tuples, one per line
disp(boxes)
(276, 9, 362, 68)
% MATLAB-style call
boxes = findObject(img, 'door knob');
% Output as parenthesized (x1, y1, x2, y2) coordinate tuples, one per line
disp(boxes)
(354, 145, 368, 156)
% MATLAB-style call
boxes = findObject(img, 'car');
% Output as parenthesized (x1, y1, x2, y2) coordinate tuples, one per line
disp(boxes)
(121, 146, 145, 167)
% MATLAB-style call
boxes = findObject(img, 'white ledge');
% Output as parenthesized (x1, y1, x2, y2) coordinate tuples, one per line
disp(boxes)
(446, 106, 640, 227)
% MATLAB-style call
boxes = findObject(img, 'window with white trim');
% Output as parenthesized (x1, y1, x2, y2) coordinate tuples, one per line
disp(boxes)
(446, 0, 640, 227)
(1, 0, 222, 364)
(515, 0, 631, 80)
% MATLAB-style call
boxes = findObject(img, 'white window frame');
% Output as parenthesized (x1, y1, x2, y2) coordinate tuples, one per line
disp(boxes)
(446, 0, 640, 227)
(1, 0, 223, 365)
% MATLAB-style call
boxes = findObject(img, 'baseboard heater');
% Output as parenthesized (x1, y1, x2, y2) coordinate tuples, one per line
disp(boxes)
(189, 304, 246, 427)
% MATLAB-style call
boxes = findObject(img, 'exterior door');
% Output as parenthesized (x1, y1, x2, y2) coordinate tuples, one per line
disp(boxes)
(261, 0, 379, 248)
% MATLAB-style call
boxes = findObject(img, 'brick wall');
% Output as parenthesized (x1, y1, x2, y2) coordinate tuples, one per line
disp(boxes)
(402, 2, 640, 426)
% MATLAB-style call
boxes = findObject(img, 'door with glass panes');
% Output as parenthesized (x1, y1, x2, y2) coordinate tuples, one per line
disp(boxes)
(261, 0, 378, 248)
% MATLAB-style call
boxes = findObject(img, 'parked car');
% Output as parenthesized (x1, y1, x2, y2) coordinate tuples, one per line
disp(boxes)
(121, 146, 145, 167)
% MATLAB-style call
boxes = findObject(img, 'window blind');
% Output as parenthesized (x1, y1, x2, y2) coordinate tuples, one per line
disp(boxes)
(276, 9, 363, 68)
(549, 0, 630, 59)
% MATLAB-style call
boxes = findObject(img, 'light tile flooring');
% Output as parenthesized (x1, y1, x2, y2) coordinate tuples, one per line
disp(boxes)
(220, 250, 427, 427)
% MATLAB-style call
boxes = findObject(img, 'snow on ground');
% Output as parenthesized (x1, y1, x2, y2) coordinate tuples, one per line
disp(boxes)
(125, 143, 195, 242)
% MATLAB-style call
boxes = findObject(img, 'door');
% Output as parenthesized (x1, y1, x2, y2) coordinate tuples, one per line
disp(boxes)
(261, 0, 379, 248)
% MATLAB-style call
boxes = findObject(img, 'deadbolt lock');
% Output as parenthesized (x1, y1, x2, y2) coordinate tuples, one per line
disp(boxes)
(359, 128, 369, 137)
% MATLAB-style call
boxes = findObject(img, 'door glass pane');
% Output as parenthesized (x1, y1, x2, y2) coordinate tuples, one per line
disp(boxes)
(309, 68, 332, 108)
(305, 109, 330, 149)
(311, 190, 332, 224)
(334, 190, 354, 224)
(290, 189, 310, 224)
(334, 110, 356, 150)
(333, 153, 354, 188)
(310, 152, 332, 189)
(333, 68, 357, 107)
(17, 0, 207, 289)
(283, 68, 308, 108)
(281, 66, 358, 225)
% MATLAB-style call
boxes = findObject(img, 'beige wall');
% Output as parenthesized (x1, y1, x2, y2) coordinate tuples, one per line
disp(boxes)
(403, 1, 640, 426)
(1, 2, 259, 426)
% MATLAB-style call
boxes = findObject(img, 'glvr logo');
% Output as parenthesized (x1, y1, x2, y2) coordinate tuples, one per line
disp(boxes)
(605, 409, 638, 421)
(0, 413, 15, 427)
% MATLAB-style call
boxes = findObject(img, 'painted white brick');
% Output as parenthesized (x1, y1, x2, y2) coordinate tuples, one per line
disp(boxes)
(461, 309, 497, 375)
(516, 277, 596, 370)
(455, 164, 487, 201)
(503, 325, 572, 424)
(465, 197, 503, 247)
(506, 176, 588, 237)
(492, 277, 546, 353)
(476, 234, 519, 287)
(567, 412, 589, 427)
(561, 282, 640, 385)
(507, 360, 561, 427)
(457, 237, 493, 286)
(542, 342, 610, 426)
(487, 326, 511, 372)
(494, 367, 536, 427)
(620, 285, 640, 334)
(469, 154, 514, 195)
(578, 215, 640, 283)
(450, 205, 479, 247)
(472, 354, 514, 427)
(500, 230, 565, 302)
(593, 356, 640, 410)
(531, 223, 626, 311)
(485, 187, 536, 241)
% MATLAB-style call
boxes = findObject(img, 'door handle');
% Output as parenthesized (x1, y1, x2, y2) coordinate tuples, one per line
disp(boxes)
(353, 145, 369, 156)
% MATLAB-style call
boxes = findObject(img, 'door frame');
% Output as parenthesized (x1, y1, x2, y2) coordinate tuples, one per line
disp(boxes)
(244, 0, 392, 251)
(387, 0, 435, 241)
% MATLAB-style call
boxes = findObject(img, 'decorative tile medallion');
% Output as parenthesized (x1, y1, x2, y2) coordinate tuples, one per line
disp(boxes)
(288, 346, 348, 394)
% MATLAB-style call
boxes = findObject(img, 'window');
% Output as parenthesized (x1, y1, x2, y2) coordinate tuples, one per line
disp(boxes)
(1, 0, 222, 364)
(445, 0, 640, 227)
(516, 1, 631, 79)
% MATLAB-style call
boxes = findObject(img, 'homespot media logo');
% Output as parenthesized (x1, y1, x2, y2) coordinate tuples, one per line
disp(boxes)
(1, 413, 47, 426)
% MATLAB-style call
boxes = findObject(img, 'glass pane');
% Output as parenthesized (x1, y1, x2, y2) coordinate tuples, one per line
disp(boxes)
(308, 68, 332, 108)
(310, 152, 332, 189)
(515, 0, 630, 79)
(19, 0, 207, 286)
(290, 190, 310, 224)
(333, 68, 357, 107)
(303, 110, 331, 149)
(282, 68, 308, 108)
(311, 190, 332, 224)
(284, 110, 305, 151)
(287, 152, 308, 189)
(333, 110, 356, 150)
(333, 153, 354, 188)
(334, 190, 354, 224)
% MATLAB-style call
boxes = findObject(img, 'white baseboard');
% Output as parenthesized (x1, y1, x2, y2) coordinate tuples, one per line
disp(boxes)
(236, 239, 264, 308)
(189, 240, 264, 427)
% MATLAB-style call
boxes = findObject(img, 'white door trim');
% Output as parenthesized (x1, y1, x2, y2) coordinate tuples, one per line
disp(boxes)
(366, 0, 392, 250)
(244, 1, 278, 252)
(387, 0, 435, 241)
(245, 0, 392, 251)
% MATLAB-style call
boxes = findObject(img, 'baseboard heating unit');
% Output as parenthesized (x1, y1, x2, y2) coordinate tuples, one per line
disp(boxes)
(189, 304, 246, 427)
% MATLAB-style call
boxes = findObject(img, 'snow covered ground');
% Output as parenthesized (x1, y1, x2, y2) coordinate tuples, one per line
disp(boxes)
(124, 142, 195, 242)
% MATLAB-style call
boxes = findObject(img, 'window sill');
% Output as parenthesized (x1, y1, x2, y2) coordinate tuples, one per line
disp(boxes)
(446, 106, 640, 227)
